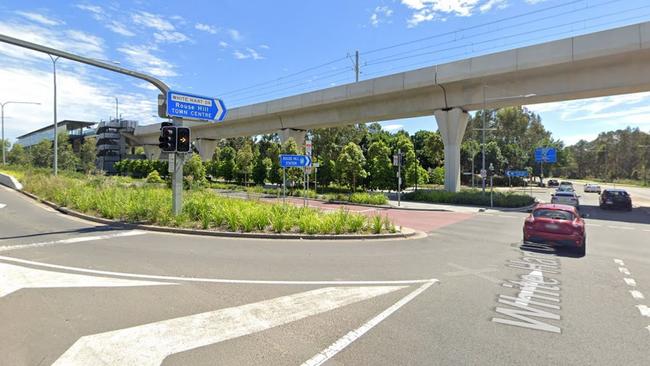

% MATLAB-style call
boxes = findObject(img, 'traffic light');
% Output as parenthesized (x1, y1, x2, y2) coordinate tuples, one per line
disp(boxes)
(159, 125, 177, 152)
(176, 127, 191, 152)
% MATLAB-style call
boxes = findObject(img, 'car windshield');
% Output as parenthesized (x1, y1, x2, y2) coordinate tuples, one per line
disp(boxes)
(606, 191, 629, 196)
(533, 209, 574, 220)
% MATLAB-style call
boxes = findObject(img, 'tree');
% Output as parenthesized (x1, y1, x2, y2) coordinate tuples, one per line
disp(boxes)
(183, 153, 207, 188)
(218, 146, 237, 182)
(336, 142, 367, 191)
(266, 143, 282, 185)
(79, 137, 96, 173)
(429, 167, 444, 185)
(30, 139, 52, 168)
(56, 133, 80, 172)
(281, 138, 302, 190)
(7, 143, 29, 165)
(393, 134, 416, 189)
(252, 156, 272, 185)
(0, 139, 10, 163)
(235, 143, 254, 185)
(367, 140, 393, 190)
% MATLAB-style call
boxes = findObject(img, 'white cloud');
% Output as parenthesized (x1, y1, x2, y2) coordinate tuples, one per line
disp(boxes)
(131, 11, 174, 31)
(525, 0, 549, 4)
(259, 44, 270, 49)
(117, 45, 177, 77)
(382, 124, 404, 131)
(219, 41, 229, 48)
(233, 48, 265, 60)
(480, 0, 508, 13)
(228, 29, 242, 41)
(107, 20, 135, 37)
(370, 6, 394, 27)
(195, 23, 219, 34)
(75, 4, 103, 14)
(401, 0, 494, 27)
(153, 31, 189, 43)
(15, 11, 65, 26)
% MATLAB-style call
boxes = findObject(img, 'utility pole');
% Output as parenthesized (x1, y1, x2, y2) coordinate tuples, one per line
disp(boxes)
(49, 54, 60, 176)
(115, 97, 119, 121)
(355, 50, 359, 82)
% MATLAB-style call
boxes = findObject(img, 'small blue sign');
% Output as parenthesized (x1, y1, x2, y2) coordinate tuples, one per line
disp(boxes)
(506, 170, 529, 177)
(280, 154, 312, 168)
(166, 90, 227, 122)
(534, 147, 557, 163)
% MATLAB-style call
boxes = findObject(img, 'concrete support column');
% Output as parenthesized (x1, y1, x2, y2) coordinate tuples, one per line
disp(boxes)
(278, 128, 306, 147)
(195, 139, 219, 161)
(434, 108, 469, 192)
(143, 145, 161, 161)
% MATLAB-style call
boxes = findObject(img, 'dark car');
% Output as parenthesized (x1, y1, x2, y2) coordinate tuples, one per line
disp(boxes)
(523, 204, 586, 255)
(599, 189, 632, 211)
(547, 179, 559, 187)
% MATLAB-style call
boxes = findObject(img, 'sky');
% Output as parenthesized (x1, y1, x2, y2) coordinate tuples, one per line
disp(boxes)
(1, 0, 650, 145)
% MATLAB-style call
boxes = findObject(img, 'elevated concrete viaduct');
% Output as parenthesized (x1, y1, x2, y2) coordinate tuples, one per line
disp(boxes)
(134, 21, 650, 191)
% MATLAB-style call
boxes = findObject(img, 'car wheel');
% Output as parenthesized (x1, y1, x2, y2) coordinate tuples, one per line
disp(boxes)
(577, 238, 586, 256)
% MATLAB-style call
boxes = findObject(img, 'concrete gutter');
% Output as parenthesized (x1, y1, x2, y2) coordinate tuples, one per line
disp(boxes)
(13, 179, 415, 241)
(0, 172, 23, 190)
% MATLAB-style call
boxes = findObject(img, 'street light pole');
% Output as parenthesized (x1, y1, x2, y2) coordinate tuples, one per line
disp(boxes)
(1, 101, 41, 165)
(481, 86, 487, 193)
(49, 54, 60, 176)
(115, 97, 119, 121)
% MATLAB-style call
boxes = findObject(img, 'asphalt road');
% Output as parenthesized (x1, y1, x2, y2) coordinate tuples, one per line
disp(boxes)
(1, 184, 650, 366)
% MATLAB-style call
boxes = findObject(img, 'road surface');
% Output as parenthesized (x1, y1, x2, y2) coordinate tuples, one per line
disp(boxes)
(1, 184, 649, 365)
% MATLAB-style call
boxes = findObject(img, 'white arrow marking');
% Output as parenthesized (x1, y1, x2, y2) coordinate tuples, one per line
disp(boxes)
(637, 305, 650, 317)
(0, 230, 146, 253)
(52, 285, 404, 366)
(0, 262, 174, 298)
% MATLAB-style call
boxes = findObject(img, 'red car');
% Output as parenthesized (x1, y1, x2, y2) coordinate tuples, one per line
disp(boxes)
(523, 204, 586, 255)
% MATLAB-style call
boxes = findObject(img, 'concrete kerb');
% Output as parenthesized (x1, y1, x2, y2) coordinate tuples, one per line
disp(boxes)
(7, 177, 416, 241)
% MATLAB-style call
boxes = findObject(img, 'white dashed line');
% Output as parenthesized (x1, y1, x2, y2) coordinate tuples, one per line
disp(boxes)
(0, 203, 6, 209)
(607, 225, 634, 230)
(636, 305, 650, 317)
(619, 267, 631, 275)
(586, 223, 601, 227)
(630, 290, 645, 300)
(614, 259, 625, 266)
(644, 229, 650, 233)
(0, 230, 147, 253)
(301, 280, 436, 366)
(624, 278, 637, 287)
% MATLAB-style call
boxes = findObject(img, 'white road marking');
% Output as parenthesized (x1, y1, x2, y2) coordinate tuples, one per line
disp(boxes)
(0, 230, 146, 253)
(630, 290, 645, 300)
(0, 255, 434, 286)
(496, 215, 517, 219)
(52, 285, 405, 366)
(515, 270, 546, 307)
(614, 259, 625, 266)
(607, 225, 634, 230)
(624, 278, 637, 287)
(301, 280, 436, 366)
(636, 305, 650, 317)
(619, 267, 631, 275)
(646, 325, 650, 334)
(0, 203, 6, 209)
(644, 229, 650, 233)
(585, 223, 601, 227)
(0, 262, 173, 298)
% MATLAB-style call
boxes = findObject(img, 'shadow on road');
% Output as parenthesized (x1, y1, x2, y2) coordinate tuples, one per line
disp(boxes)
(580, 204, 650, 225)
(0, 225, 122, 240)
(519, 242, 585, 258)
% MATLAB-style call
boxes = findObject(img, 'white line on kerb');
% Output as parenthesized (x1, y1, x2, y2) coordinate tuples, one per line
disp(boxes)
(624, 278, 637, 287)
(0, 230, 146, 253)
(630, 290, 645, 300)
(619, 267, 631, 276)
(301, 280, 437, 366)
(0, 255, 435, 286)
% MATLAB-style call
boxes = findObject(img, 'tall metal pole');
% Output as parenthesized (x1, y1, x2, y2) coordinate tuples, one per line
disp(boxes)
(397, 148, 401, 207)
(282, 168, 286, 204)
(482, 86, 487, 193)
(49, 55, 60, 176)
(171, 117, 184, 216)
(115, 97, 119, 121)
(355, 50, 359, 82)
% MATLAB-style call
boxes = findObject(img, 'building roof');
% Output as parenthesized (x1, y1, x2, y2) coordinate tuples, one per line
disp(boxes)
(16, 120, 96, 139)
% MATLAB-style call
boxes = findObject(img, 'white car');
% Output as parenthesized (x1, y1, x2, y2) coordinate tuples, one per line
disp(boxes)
(584, 183, 602, 194)
(551, 191, 580, 208)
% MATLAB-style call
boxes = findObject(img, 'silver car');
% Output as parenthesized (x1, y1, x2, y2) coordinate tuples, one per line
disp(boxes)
(584, 183, 602, 194)
(551, 191, 580, 208)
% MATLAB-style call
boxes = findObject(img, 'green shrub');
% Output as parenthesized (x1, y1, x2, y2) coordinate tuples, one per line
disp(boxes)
(146, 170, 164, 184)
(403, 189, 534, 208)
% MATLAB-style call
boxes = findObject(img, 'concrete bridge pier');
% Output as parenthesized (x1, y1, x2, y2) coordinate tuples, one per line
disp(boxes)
(434, 108, 469, 192)
(195, 139, 219, 161)
(278, 128, 306, 148)
(143, 145, 161, 161)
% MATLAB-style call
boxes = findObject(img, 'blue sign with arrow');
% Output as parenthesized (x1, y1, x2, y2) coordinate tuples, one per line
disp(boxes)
(505, 170, 529, 177)
(534, 147, 557, 163)
(280, 154, 312, 168)
(166, 90, 227, 122)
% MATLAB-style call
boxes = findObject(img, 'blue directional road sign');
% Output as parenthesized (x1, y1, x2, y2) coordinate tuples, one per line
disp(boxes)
(534, 147, 557, 163)
(166, 90, 227, 122)
(505, 170, 529, 177)
(280, 154, 312, 168)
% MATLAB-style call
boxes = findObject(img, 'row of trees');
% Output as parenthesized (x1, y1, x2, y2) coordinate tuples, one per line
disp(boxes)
(1, 134, 96, 173)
